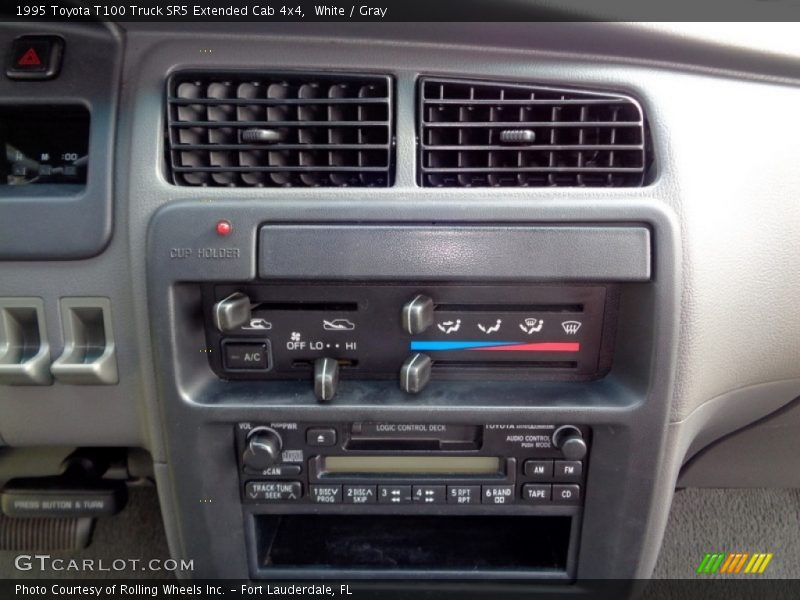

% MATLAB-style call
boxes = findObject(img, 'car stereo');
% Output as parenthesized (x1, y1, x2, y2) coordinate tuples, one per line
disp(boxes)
(236, 421, 589, 510)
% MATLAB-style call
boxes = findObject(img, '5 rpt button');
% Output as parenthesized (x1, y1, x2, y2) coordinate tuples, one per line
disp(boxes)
(447, 485, 480, 505)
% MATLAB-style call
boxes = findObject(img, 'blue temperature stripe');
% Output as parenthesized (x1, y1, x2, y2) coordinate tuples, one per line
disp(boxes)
(410, 341, 517, 351)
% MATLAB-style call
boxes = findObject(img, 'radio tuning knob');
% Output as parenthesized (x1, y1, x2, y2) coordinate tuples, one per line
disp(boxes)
(212, 292, 252, 332)
(400, 353, 432, 394)
(242, 427, 283, 470)
(401, 294, 434, 335)
(314, 357, 339, 402)
(552, 426, 588, 461)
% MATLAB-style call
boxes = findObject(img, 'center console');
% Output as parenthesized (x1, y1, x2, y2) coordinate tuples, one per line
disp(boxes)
(146, 206, 678, 584)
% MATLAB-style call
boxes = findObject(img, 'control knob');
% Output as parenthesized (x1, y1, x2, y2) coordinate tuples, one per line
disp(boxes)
(212, 292, 252, 332)
(242, 427, 283, 470)
(314, 357, 340, 402)
(401, 294, 434, 335)
(399, 353, 432, 394)
(552, 425, 587, 460)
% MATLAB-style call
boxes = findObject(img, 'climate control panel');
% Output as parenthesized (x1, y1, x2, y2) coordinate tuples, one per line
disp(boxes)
(203, 283, 616, 400)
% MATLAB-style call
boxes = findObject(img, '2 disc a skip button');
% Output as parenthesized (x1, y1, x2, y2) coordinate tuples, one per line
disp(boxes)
(343, 485, 376, 504)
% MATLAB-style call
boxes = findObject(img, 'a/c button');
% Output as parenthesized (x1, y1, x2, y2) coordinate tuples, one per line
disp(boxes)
(224, 341, 270, 370)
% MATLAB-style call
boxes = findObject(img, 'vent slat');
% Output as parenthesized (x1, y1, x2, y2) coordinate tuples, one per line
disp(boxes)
(167, 72, 394, 187)
(168, 97, 389, 106)
(171, 120, 389, 128)
(173, 143, 391, 151)
(173, 166, 389, 173)
(421, 144, 644, 151)
(422, 121, 643, 128)
(418, 77, 649, 188)
(422, 98, 634, 106)
(421, 166, 644, 174)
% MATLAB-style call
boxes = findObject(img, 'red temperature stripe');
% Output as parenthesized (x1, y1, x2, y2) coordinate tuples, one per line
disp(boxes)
(474, 342, 580, 352)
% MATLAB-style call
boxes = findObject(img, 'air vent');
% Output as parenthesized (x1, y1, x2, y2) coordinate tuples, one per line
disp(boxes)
(419, 78, 649, 188)
(167, 72, 393, 187)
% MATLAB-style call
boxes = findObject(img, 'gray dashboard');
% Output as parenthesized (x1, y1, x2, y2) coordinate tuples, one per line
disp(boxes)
(1, 21, 799, 585)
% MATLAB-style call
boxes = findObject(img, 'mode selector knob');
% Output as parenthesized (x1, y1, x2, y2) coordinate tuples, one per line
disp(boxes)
(213, 292, 252, 332)
(553, 426, 587, 461)
(401, 294, 434, 335)
(242, 427, 283, 470)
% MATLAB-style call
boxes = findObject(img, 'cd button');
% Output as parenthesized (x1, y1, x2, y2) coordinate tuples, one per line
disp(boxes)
(552, 484, 582, 505)
(343, 485, 377, 504)
(378, 485, 412, 504)
(412, 485, 446, 504)
(446, 485, 481, 505)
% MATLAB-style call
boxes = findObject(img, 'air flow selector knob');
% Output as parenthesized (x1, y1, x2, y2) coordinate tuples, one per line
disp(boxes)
(212, 292, 252, 332)
(314, 357, 340, 402)
(552, 426, 587, 461)
(242, 427, 283, 470)
(400, 353, 432, 394)
(401, 294, 434, 335)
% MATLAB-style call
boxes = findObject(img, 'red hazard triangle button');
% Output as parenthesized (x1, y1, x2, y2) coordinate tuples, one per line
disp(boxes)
(17, 47, 42, 67)
(7, 35, 64, 80)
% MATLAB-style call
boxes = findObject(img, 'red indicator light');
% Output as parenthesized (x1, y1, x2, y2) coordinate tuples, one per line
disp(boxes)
(215, 220, 232, 236)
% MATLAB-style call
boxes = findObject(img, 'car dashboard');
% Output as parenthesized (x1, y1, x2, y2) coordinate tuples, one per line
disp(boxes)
(1, 20, 800, 593)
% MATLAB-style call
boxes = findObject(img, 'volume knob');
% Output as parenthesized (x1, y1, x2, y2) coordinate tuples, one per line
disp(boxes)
(552, 426, 587, 461)
(242, 428, 283, 470)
